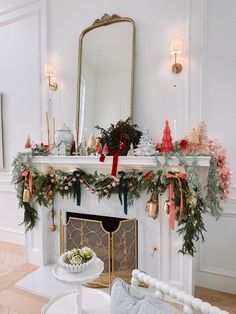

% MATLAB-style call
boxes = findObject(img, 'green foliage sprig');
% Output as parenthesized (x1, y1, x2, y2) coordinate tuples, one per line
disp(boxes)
(95, 117, 142, 156)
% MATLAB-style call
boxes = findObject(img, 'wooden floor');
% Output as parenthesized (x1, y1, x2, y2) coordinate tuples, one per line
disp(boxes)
(195, 286, 236, 314)
(0, 240, 235, 313)
(0, 241, 48, 314)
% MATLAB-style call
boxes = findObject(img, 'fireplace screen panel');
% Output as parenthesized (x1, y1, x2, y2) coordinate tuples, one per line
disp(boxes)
(60, 211, 137, 288)
(112, 220, 137, 283)
(65, 218, 110, 286)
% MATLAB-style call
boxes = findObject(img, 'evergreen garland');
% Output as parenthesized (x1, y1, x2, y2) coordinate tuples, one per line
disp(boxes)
(205, 155, 223, 219)
(12, 152, 223, 256)
(12, 152, 39, 231)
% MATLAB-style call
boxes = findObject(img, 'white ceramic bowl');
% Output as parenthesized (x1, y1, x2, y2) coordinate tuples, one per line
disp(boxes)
(58, 251, 97, 273)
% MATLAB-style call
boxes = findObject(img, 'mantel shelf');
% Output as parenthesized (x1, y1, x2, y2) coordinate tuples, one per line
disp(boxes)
(32, 155, 211, 170)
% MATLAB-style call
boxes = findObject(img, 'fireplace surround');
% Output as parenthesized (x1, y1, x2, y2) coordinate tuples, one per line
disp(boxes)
(25, 155, 210, 294)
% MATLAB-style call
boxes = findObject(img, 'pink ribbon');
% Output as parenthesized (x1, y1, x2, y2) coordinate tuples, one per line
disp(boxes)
(22, 168, 34, 193)
(166, 173, 189, 230)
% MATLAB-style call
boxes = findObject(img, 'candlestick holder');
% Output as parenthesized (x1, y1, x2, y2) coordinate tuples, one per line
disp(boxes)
(174, 140, 180, 152)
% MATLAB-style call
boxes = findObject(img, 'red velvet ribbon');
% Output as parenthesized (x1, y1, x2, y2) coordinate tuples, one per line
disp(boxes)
(111, 142, 126, 176)
(166, 173, 189, 230)
(99, 154, 106, 162)
(22, 168, 34, 193)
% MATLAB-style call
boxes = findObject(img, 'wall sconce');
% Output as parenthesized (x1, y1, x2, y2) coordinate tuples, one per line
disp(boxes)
(44, 63, 58, 91)
(170, 38, 183, 74)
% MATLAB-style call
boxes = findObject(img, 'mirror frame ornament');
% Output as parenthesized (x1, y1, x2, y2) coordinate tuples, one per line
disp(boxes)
(75, 14, 136, 143)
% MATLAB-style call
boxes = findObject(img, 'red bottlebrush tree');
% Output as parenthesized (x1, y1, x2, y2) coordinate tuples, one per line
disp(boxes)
(161, 120, 174, 153)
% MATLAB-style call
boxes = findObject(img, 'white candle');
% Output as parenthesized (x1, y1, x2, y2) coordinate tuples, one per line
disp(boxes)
(52, 117, 55, 144)
(174, 120, 177, 142)
(40, 127, 43, 144)
(73, 123, 78, 153)
(45, 111, 50, 144)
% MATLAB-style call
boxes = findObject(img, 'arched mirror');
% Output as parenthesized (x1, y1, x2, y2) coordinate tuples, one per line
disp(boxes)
(76, 14, 135, 143)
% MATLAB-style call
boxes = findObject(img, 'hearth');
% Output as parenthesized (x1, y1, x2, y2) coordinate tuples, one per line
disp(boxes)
(60, 211, 138, 288)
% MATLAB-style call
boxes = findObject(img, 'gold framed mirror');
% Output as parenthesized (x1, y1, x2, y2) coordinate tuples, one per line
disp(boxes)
(76, 14, 135, 143)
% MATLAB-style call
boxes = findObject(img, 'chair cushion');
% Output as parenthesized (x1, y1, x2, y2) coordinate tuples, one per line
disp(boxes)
(111, 279, 182, 314)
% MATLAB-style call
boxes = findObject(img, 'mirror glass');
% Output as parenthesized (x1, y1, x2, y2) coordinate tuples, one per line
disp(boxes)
(77, 15, 135, 143)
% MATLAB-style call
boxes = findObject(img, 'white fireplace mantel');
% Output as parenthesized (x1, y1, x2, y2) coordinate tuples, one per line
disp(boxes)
(26, 155, 210, 295)
(32, 155, 211, 170)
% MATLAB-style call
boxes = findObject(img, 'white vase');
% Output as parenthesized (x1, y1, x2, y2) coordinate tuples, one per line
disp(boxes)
(54, 123, 73, 147)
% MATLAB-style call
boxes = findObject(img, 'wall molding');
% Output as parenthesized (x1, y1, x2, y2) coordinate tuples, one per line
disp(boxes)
(199, 0, 207, 121)
(199, 263, 236, 279)
(0, 1, 41, 26)
(0, 0, 40, 16)
(184, 0, 191, 134)
(199, 237, 236, 279)
(0, 225, 24, 235)
(0, 0, 47, 171)
(0, 226, 25, 245)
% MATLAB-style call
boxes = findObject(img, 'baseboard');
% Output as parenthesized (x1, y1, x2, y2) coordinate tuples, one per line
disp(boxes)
(0, 226, 25, 245)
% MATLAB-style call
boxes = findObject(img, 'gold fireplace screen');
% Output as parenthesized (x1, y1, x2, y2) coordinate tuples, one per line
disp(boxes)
(60, 211, 138, 288)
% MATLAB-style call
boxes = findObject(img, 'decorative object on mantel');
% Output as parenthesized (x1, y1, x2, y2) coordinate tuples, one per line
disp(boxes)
(134, 129, 156, 156)
(188, 127, 199, 145)
(31, 144, 50, 156)
(197, 120, 210, 154)
(87, 133, 97, 155)
(12, 150, 229, 256)
(54, 123, 73, 148)
(24, 135, 32, 150)
(160, 120, 174, 153)
(127, 143, 135, 156)
(96, 118, 142, 176)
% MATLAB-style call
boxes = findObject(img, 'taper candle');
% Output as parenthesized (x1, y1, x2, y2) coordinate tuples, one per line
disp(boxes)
(40, 127, 43, 145)
(174, 120, 177, 142)
(45, 112, 50, 144)
(52, 117, 55, 144)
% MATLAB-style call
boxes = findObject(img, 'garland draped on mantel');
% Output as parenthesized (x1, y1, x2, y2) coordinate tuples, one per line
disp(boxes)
(12, 152, 223, 256)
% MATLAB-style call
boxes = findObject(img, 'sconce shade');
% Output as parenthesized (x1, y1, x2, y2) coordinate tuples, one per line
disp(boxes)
(44, 63, 54, 76)
(170, 38, 183, 55)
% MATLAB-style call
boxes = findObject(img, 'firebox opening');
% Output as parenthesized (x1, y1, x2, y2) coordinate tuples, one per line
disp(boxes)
(66, 212, 126, 233)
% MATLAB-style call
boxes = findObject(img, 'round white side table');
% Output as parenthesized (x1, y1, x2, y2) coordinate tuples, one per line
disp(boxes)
(42, 258, 110, 314)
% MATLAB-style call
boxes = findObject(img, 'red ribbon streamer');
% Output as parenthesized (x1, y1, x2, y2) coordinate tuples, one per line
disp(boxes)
(99, 154, 106, 162)
(166, 172, 189, 230)
(111, 142, 126, 176)
(22, 168, 33, 193)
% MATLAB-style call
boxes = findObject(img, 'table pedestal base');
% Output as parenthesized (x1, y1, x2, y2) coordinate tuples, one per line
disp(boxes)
(42, 287, 110, 314)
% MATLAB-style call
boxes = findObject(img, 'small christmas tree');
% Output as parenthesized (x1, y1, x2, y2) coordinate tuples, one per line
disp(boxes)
(24, 135, 32, 149)
(134, 129, 156, 156)
(197, 121, 209, 154)
(161, 120, 173, 153)
(188, 128, 199, 144)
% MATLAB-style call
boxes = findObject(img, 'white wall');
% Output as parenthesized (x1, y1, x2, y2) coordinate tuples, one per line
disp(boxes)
(0, 0, 47, 245)
(0, 0, 235, 293)
(193, 0, 236, 294)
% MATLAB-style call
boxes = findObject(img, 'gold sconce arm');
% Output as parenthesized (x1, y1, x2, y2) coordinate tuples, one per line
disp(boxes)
(48, 75, 58, 91)
(44, 63, 58, 91)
